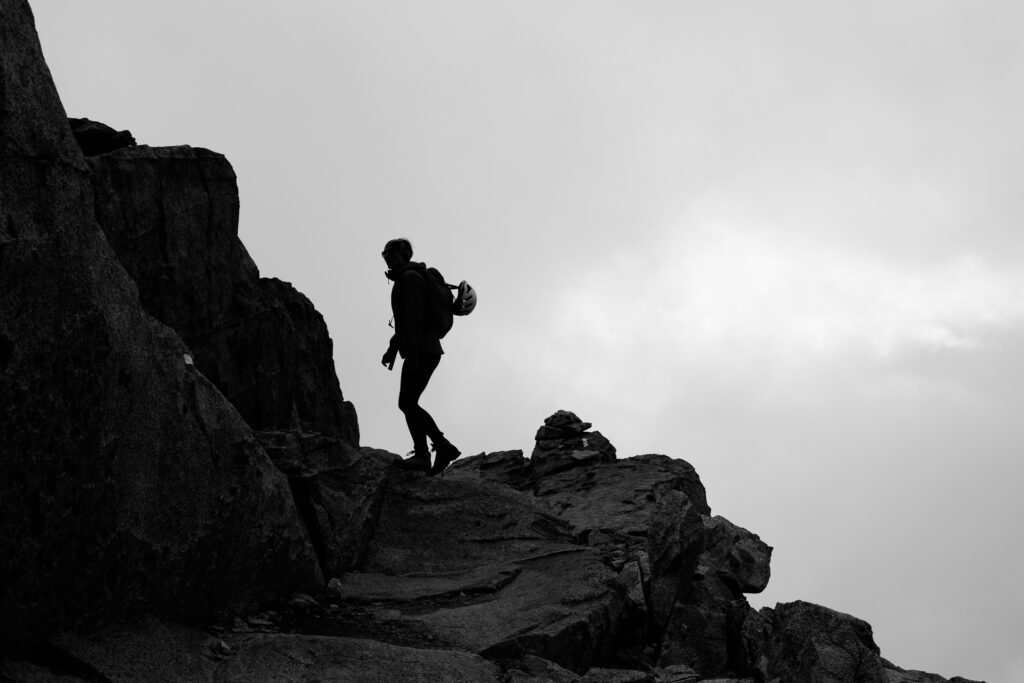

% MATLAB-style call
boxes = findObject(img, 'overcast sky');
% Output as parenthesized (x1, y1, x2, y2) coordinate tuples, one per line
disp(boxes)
(34, 2, 1023, 680)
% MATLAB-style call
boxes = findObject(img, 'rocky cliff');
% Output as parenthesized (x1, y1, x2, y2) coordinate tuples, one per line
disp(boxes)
(84, 136, 358, 446)
(0, 3, 982, 681)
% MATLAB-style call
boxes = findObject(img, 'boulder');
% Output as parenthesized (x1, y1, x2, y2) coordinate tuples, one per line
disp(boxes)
(743, 600, 890, 683)
(452, 423, 713, 663)
(0, 1, 320, 654)
(85, 144, 359, 445)
(328, 468, 626, 671)
(699, 516, 771, 595)
(525, 449, 711, 642)
(258, 431, 391, 578)
(655, 516, 770, 677)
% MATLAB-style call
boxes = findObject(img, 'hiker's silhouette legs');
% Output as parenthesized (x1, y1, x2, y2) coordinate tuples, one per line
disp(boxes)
(398, 352, 444, 453)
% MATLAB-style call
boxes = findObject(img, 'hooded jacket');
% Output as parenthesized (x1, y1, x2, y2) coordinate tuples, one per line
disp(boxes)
(386, 261, 444, 358)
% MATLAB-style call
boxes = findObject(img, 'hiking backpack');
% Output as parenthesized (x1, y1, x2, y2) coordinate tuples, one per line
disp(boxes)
(422, 268, 476, 339)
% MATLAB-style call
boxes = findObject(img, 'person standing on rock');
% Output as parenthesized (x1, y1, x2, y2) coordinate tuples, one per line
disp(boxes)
(381, 238, 461, 476)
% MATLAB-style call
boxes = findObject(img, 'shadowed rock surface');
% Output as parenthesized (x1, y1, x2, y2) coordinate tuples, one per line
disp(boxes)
(84, 143, 359, 446)
(0, 0, 320, 655)
(742, 601, 888, 682)
(13, 618, 503, 682)
(0, 3, 987, 681)
(68, 117, 135, 155)
(258, 431, 390, 577)
(327, 465, 625, 671)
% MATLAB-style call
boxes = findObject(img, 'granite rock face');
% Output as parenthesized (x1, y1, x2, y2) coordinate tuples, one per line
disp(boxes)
(446, 418, 747, 672)
(449, 415, 719, 660)
(83, 143, 359, 446)
(743, 600, 888, 682)
(329, 467, 625, 671)
(258, 431, 390, 578)
(0, 0, 320, 654)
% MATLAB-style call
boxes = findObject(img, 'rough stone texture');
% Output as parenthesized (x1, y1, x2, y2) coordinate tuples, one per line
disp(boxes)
(450, 420, 726, 670)
(85, 144, 359, 445)
(363, 465, 576, 575)
(68, 117, 135, 155)
(0, 1, 320, 655)
(700, 516, 771, 595)
(328, 564, 524, 603)
(219, 633, 502, 682)
(448, 418, 784, 681)
(448, 449, 533, 489)
(581, 668, 655, 682)
(656, 517, 772, 676)
(743, 600, 890, 683)
(0, 8, 990, 680)
(653, 665, 701, 683)
(657, 574, 754, 677)
(258, 431, 391, 579)
(645, 491, 707, 633)
(325, 465, 626, 672)
(504, 655, 584, 682)
(499, 660, 704, 683)
(881, 665, 984, 683)
(36, 618, 502, 682)
(417, 548, 622, 670)
(529, 453, 710, 527)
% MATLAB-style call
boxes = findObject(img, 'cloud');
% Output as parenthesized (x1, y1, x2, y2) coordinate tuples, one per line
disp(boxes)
(552, 218, 1024, 388)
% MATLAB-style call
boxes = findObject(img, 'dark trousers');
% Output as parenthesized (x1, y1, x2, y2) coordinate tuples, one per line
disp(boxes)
(398, 352, 443, 453)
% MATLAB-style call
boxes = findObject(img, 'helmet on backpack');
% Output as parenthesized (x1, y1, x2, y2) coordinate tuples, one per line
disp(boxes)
(452, 280, 477, 316)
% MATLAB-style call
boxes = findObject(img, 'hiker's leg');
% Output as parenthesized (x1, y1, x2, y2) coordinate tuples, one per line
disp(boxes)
(398, 352, 441, 452)
(417, 354, 444, 444)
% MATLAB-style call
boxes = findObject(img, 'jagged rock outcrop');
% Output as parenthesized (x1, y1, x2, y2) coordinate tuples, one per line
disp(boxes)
(742, 600, 888, 682)
(328, 468, 625, 671)
(258, 431, 390, 577)
(82, 142, 359, 446)
(0, 4, 987, 680)
(449, 414, 719, 662)
(68, 117, 135, 155)
(656, 516, 772, 675)
(0, 0, 320, 655)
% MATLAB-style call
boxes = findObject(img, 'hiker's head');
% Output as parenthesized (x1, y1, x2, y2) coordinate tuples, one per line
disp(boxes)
(382, 238, 413, 268)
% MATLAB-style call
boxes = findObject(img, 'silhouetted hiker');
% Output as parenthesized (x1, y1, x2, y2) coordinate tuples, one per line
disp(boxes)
(381, 238, 461, 476)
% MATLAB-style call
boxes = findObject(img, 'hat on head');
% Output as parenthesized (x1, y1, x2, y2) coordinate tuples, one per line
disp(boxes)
(382, 238, 413, 258)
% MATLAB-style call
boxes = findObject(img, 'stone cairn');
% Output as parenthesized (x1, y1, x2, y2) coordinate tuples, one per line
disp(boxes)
(530, 410, 616, 477)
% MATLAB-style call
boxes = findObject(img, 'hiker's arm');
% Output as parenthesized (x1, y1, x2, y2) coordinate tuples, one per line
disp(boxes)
(381, 341, 397, 370)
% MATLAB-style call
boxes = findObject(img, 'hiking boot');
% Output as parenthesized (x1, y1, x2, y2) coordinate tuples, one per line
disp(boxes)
(428, 440, 461, 477)
(393, 450, 430, 472)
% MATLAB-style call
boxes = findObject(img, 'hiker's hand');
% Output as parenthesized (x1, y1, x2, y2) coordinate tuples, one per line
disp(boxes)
(381, 348, 397, 371)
